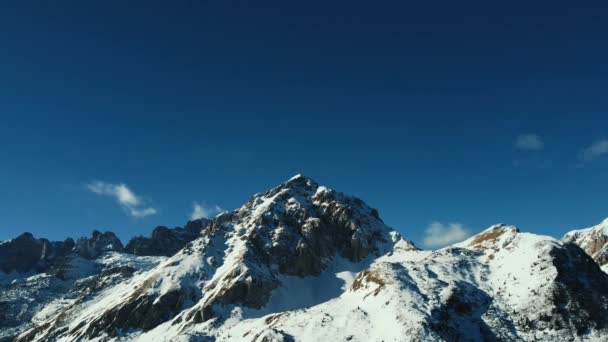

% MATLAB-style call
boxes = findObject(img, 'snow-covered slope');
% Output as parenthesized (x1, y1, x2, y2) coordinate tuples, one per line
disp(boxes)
(0, 223, 205, 341)
(564, 218, 608, 272)
(8, 176, 608, 341)
(0, 252, 164, 341)
(173, 224, 608, 341)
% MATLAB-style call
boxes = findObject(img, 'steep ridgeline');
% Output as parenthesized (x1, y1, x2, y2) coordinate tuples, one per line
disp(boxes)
(0, 233, 75, 274)
(0, 219, 210, 274)
(125, 219, 211, 256)
(0, 230, 124, 274)
(17, 175, 407, 341)
(0, 231, 125, 340)
(73, 230, 124, 259)
(563, 218, 608, 272)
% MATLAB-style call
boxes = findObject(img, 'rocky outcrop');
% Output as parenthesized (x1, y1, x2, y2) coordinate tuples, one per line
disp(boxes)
(125, 219, 210, 256)
(73, 230, 123, 259)
(563, 218, 608, 268)
(0, 221, 206, 275)
(243, 175, 393, 277)
(80, 287, 197, 337)
(0, 233, 74, 273)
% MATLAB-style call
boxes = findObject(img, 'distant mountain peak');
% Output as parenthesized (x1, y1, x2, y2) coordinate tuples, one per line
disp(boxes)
(456, 223, 520, 250)
(125, 218, 211, 256)
(564, 218, 608, 268)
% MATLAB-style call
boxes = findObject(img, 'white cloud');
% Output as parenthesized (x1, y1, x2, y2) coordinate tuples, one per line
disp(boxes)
(515, 134, 543, 151)
(581, 139, 608, 162)
(128, 207, 158, 218)
(422, 222, 472, 249)
(191, 202, 222, 220)
(86, 181, 157, 218)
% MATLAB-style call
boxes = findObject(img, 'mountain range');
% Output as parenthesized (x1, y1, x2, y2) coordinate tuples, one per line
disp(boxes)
(1, 175, 608, 341)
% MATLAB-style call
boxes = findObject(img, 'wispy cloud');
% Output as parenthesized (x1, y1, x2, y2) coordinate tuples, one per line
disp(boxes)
(515, 134, 543, 151)
(128, 207, 158, 218)
(422, 222, 472, 249)
(86, 181, 157, 218)
(581, 139, 608, 162)
(191, 202, 222, 220)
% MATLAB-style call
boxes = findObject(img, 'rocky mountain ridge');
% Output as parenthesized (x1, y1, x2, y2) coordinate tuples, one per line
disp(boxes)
(0, 233, 75, 274)
(563, 218, 608, 272)
(2, 175, 608, 341)
(125, 219, 211, 256)
(0, 219, 210, 275)
(9, 175, 410, 341)
(0, 220, 210, 341)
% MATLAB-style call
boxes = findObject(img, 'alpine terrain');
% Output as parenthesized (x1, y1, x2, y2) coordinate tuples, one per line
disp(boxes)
(2, 175, 608, 341)
(563, 219, 608, 273)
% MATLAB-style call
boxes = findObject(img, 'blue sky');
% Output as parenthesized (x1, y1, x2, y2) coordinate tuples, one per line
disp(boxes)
(1, 1, 608, 247)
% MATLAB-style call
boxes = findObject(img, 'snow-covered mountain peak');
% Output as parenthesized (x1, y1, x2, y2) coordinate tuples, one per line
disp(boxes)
(287, 173, 308, 182)
(9, 179, 608, 342)
(563, 218, 608, 268)
(565, 218, 608, 239)
(455, 224, 520, 251)
(15, 177, 404, 341)
(253, 174, 317, 196)
(236, 175, 393, 262)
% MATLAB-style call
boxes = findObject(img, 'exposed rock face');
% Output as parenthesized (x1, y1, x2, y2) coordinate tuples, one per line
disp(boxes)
(0, 233, 74, 273)
(563, 218, 608, 269)
(192, 174, 396, 318)
(0, 222, 201, 276)
(125, 218, 211, 256)
(237, 175, 393, 278)
(548, 242, 608, 334)
(73, 230, 123, 259)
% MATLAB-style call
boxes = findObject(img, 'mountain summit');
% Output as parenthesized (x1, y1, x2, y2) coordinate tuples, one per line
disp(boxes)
(15, 175, 407, 341)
